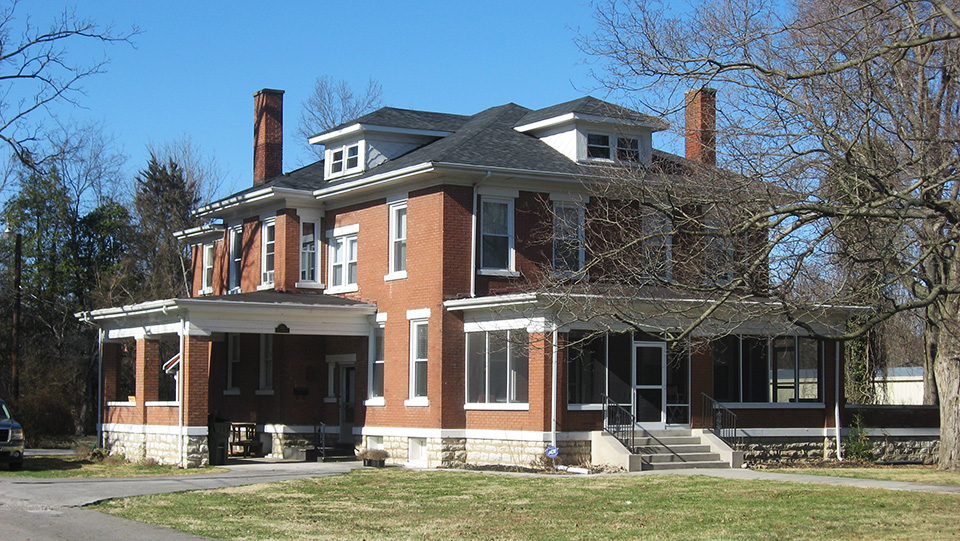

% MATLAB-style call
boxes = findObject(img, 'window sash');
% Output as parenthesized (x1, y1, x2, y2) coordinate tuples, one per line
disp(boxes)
(616, 137, 640, 162)
(300, 222, 317, 282)
(466, 330, 529, 404)
(262, 221, 275, 284)
(553, 203, 584, 272)
(330, 234, 358, 287)
(229, 228, 242, 290)
(227, 334, 240, 390)
(411, 321, 428, 398)
(371, 326, 385, 398)
(390, 204, 407, 274)
(587, 133, 611, 159)
(202, 244, 214, 291)
(259, 334, 273, 390)
(480, 199, 512, 270)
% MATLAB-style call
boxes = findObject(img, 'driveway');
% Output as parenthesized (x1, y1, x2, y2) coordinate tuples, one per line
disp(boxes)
(0, 459, 360, 540)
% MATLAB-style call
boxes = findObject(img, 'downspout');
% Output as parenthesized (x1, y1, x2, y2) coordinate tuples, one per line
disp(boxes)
(551, 328, 558, 448)
(178, 318, 186, 468)
(834, 341, 843, 461)
(97, 328, 104, 450)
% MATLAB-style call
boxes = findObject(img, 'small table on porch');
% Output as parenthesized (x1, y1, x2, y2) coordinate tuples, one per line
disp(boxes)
(229, 423, 263, 457)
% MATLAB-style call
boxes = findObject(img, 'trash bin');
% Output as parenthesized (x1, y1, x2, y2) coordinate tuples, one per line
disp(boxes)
(208, 420, 231, 465)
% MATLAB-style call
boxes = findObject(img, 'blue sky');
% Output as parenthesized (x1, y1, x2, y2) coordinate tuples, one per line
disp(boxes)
(24, 0, 613, 199)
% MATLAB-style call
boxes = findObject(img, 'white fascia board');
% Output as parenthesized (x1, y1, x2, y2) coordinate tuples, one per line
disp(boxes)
(194, 186, 275, 217)
(195, 187, 318, 220)
(444, 293, 539, 312)
(310, 123, 453, 146)
(312, 163, 436, 199)
(513, 112, 578, 133)
(173, 223, 225, 242)
(76, 298, 182, 322)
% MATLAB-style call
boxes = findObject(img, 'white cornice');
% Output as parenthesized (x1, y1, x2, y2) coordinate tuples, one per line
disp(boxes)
(309, 123, 454, 146)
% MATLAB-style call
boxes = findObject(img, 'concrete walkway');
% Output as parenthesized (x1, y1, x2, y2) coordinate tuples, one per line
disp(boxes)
(0, 458, 361, 540)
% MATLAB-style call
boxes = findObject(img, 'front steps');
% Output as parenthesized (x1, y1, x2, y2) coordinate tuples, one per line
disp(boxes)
(592, 428, 740, 471)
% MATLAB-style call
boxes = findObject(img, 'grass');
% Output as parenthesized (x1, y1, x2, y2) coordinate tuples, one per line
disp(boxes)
(94, 468, 960, 540)
(767, 465, 960, 486)
(0, 455, 227, 478)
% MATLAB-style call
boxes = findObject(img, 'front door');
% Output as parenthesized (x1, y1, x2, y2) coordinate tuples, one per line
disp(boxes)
(338, 365, 355, 444)
(634, 342, 667, 428)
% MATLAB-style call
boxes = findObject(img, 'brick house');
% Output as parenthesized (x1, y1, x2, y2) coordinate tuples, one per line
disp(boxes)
(78, 88, 926, 470)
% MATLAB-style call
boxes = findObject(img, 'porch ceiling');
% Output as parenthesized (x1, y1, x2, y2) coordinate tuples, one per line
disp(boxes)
(76, 291, 378, 340)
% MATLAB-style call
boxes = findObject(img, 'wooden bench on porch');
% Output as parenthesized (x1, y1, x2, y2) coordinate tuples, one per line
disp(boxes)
(229, 423, 263, 457)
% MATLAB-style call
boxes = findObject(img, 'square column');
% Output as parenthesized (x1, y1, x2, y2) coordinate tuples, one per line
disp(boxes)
(135, 338, 161, 423)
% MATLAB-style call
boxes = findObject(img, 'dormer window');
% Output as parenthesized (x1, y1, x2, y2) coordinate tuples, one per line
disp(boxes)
(329, 143, 361, 176)
(587, 134, 611, 160)
(617, 137, 640, 162)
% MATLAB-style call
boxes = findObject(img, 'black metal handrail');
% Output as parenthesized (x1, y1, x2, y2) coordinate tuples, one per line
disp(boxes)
(316, 422, 326, 461)
(602, 394, 637, 452)
(701, 393, 740, 448)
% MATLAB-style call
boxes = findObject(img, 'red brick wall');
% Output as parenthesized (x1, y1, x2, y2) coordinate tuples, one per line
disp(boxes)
(253, 89, 283, 184)
(135, 339, 160, 425)
(182, 336, 211, 426)
(685, 88, 716, 165)
(101, 343, 122, 407)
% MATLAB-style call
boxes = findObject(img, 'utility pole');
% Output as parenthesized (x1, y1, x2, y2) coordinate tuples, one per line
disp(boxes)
(5, 229, 21, 401)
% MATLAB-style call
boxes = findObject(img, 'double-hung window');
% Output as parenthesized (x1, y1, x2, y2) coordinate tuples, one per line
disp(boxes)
(553, 202, 584, 274)
(201, 243, 214, 294)
(406, 311, 429, 405)
(300, 221, 318, 282)
(587, 134, 611, 159)
(327, 224, 359, 293)
(617, 137, 640, 162)
(370, 324, 385, 400)
(387, 201, 407, 279)
(258, 334, 273, 392)
(261, 220, 276, 285)
(641, 208, 673, 280)
(228, 227, 242, 292)
(466, 329, 529, 406)
(480, 198, 514, 272)
(330, 143, 360, 175)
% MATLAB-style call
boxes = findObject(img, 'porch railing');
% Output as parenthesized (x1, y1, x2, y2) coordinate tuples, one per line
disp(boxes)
(701, 393, 740, 448)
(316, 422, 326, 462)
(601, 394, 637, 452)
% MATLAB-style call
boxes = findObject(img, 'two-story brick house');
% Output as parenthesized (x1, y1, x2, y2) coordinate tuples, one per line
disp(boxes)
(78, 88, 866, 469)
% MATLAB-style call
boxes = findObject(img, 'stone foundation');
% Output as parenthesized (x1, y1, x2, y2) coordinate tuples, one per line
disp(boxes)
(361, 435, 592, 468)
(102, 426, 208, 467)
(743, 435, 940, 465)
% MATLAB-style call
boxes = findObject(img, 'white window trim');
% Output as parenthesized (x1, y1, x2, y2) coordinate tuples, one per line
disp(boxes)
(464, 403, 530, 411)
(228, 226, 242, 293)
(407, 314, 430, 406)
(299, 219, 320, 284)
(479, 196, 515, 273)
(326, 142, 364, 178)
(326, 228, 359, 294)
(366, 321, 386, 407)
(465, 329, 530, 407)
(385, 200, 408, 281)
(586, 132, 613, 161)
(199, 243, 214, 295)
(261, 219, 276, 286)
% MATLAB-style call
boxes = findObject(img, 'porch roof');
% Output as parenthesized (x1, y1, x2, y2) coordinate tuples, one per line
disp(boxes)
(76, 291, 378, 341)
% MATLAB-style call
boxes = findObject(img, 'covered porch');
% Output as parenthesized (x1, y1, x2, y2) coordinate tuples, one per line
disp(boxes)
(78, 291, 377, 467)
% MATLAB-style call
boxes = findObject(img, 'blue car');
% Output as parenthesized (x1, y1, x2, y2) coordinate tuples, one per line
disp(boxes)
(0, 399, 24, 470)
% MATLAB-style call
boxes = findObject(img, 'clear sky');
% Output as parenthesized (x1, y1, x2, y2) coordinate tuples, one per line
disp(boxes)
(23, 0, 613, 199)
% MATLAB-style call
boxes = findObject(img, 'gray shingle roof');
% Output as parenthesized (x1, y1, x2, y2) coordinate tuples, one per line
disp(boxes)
(183, 290, 372, 307)
(315, 107, 469, 138)
(514, 96, 668, 129)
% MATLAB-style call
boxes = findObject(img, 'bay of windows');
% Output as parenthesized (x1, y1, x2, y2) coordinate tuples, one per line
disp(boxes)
(467, 330, 529, 405)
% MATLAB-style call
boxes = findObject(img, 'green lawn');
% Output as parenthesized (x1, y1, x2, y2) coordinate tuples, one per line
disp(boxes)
(94, 469, 960, 540)
(0, 455, 227, 478)
(767, 465, 960, 486)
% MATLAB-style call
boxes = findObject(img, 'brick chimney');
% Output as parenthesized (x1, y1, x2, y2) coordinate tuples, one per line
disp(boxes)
(253, 89, 284, 185)
(684, 87, 716, 165)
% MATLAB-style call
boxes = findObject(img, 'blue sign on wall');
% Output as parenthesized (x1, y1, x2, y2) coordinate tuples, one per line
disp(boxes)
(545, 446, 559, 458)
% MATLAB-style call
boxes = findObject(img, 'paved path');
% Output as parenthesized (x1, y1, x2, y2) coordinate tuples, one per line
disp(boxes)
(0, 459, 360, 540)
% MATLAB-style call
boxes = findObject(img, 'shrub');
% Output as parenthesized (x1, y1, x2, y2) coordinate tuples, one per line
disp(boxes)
(103, 454, 126, 466)
(88, 447, 107, 462)
(15, 387, 76, 446)
(844, 413, 874, 461)
(140, 457, 159, 468)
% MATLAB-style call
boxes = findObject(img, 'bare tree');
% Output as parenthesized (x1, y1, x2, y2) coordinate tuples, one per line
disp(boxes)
(0, 1, 137, 170)
(297, 76, 383, 159)
(557, 0, 960, 469)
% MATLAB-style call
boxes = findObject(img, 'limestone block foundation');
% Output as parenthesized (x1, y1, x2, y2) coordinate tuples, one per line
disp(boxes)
(102, 426, 208, 468)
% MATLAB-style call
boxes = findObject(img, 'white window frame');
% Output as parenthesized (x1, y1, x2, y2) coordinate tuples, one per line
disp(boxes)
(200, 243, 214, 295)
(385, 201, 408, 281)
(405, 309, 430, 406)
(478, 197, 516, 275)
(465, 329, 530, 410)
(328, 142, 362, 177)
(228, 226, 242, 293)
(326, 224, 359, 294)
(260, 219, 276, 287)
(257, 334, 274, 394)
(552, 202, 585, 275)
(366, 315, 386, 406)
(225, 333, 240, 395)
(299, 220, 319, 283)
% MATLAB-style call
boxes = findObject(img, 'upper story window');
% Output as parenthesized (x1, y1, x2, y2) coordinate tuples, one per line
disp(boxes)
(553, 202, 584, 274)
(617, 137, 640, 162)
(587, 134, 610, 159)
(642, 208, 673, 280)
(480, 198, 514, 272)
(201, 243, 214, 294)
(387, 201, 407, 279)
(300, 221, 318, 282)
(228, 227, 242, 293)
(329, 143, 361, 176)
(261, 219, 276, 285)
(327, 224, 359, 294)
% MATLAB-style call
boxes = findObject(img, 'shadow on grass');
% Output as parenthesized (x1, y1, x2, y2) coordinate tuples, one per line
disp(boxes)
(18, 456, 87, 472)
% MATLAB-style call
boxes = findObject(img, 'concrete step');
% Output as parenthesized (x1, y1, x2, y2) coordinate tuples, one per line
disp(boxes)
(630, 436, 702, 447)
(636, 429, 692, 438)
(642, 452, 722, 464)
(632, 444, 712, 454)
(642, 460, 731, 471)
